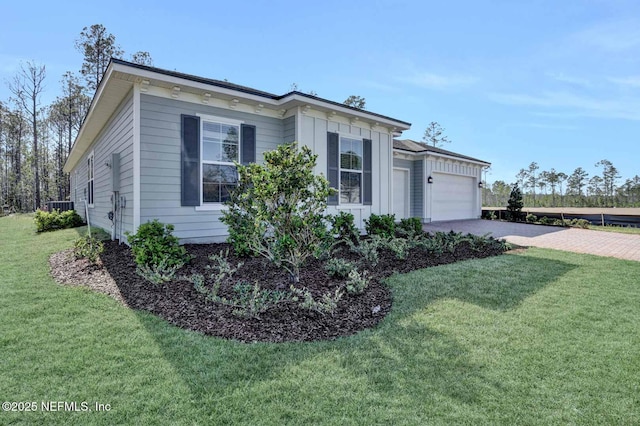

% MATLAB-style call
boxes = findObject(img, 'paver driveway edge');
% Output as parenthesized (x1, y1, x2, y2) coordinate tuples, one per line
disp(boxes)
(422, 220, 640, 262)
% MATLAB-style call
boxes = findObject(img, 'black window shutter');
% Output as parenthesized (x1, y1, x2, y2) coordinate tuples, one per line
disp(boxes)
(181, 114, 200, 206)
(241, 124, 256, 164)
(327, 132, 339, 205)
(363, 138, 372, 205)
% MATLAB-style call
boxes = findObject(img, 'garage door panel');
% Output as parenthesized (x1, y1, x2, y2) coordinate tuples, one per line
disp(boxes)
(431, 173, 475, 221)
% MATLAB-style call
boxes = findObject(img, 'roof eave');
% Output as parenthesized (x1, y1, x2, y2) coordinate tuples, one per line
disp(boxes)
(393, 147, 491, 166)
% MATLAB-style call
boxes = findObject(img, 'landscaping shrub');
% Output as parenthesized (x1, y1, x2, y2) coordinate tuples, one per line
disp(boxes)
(571, 218, 590, 229)
(223, 210, 255, 257)
(538, 216, 552, 225)
(125, 219, 190, 270)
(347, 235, 384, 266)
(384, 237, 410, 260)
(73, 234, 104, 264)
(290, 285, 343, 316)
(221, 143, 334, 283)
(34, 209, 83, 232)
(506, 184, 523, 222)
(328, 211, 360, 243)
(345, 269, 370, 295)
(325, 258, 356, 278)
(365, 213, 396, 238)
(396, 217, 423, 238)
(526, 213, 537, 223)
(136, 259, 183, 285)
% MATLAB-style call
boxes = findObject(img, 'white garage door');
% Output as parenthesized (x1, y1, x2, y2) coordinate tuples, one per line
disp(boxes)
(431, 173, 476, 221)
(393, 168, 409, 219)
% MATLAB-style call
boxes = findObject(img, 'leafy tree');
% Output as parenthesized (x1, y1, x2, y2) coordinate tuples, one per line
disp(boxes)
(567, 167, 589, 205)
(75, 24, 123, 91)
(343, 95, 366, 110)
(526, 162, 539, 206)
(506, 183, 524, 222)
(595, 159, 620, 205)
(221, 143, 334, 283)
(422, 121, 450, 147)
(130, 51, 153, 66)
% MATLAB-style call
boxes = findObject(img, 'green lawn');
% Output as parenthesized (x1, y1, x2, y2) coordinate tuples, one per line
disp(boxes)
(588, 224, 640, 235)
(1, 214, 639, 425)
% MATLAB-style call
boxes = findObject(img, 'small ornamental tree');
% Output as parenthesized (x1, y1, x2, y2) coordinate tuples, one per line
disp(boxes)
(506, 183, 524, 222)
(221, 143, 334, 283)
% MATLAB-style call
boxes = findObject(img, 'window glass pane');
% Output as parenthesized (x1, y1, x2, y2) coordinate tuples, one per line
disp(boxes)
(203, 141, 221, 162)
(340, 137, 363, 171)
(202, 164, 238, 202)
(340, 171, 361, 204)
(222, 125, 239, 143)
(203, 122, 221, 134)
(221, 143, 238, 163)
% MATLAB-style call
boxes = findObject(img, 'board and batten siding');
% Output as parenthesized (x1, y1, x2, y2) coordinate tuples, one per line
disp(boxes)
(139, 94, 284, 242)
(392, 158, 424, 219)
(70, 91, 134, 238)
(299, 114, 393, 230)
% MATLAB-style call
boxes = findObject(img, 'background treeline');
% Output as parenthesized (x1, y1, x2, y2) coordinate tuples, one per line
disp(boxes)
(483, 161, 640, 208)
(0, 25, 152, 213)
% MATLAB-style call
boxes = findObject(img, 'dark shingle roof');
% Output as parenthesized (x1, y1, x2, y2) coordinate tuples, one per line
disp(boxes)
(111, 58, 411, 126)
(393, 139, 490, 164)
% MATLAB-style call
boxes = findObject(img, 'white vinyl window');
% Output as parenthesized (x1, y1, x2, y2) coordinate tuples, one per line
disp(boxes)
(87, 152, 94, 206)
(339, 136, 363, 204)
(201, 118, 241, 203)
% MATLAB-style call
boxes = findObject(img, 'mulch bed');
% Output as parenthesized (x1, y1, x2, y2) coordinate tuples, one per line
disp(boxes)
(49, 238, 505, 343)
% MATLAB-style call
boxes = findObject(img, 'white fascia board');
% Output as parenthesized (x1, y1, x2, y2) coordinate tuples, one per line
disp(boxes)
(114, 63, 411, 130)
(392, 148, 491, 167)
(63, 66, 117, 173)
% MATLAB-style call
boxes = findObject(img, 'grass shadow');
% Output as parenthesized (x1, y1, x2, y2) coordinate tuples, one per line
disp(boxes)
(106, 252, 576, 423)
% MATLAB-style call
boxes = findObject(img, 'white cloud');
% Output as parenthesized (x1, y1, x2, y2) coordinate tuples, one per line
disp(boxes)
(547, 72, 592, 88)
(608, 76, 640, 88)
(571, 19, 640, 52)
(400, 71, 478, 90)
(489, 91, 640, 121)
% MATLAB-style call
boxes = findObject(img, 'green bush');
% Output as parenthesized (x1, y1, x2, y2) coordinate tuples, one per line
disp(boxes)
(526, 213, 537, 223)
(384, 237, 410, 260)
(365, 213, 396, 238)
(223, 210, 255, 257)
(345, 269, 370, 295)
(538, 216, 552, 225)
(73, 234, 104, 264)
(571, 218, 590, 229)
(34, 209, 83, 232)
(125, 220, 190, 270)
(396, 217, 423, 238)
(506, 184, 524, 222)
(328, 211, 360, 243)
(136, 259, 182, 285)
(290, 285, 343, 316)
(221, 143, 334, 283)
(325, 258, 356, 278)
(347, 235, 384, 266)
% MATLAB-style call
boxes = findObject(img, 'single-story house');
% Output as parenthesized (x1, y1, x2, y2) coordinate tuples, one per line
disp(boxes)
(64, 59, 489, 243)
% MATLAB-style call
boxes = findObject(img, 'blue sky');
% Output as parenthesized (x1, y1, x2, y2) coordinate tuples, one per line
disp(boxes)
(2, 0, 639, 185)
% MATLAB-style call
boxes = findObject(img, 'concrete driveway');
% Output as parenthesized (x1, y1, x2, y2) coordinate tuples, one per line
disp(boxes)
(422, 220, 640, 262)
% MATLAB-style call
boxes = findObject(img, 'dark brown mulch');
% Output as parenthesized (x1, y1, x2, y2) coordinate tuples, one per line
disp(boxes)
(49, 238, 505, 343)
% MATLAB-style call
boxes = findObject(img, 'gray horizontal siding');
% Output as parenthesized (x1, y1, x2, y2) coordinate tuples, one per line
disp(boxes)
(139, 94, 285, 242)
(283, 115, 295, 143)
(70, 91, 134, 239)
